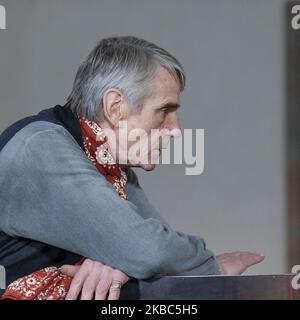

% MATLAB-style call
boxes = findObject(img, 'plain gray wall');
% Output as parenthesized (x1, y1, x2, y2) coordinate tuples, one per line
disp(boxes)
(0, 0, 287, 274)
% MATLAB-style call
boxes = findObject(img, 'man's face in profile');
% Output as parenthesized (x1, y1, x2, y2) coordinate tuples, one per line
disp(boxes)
(117, 67, 182, 171)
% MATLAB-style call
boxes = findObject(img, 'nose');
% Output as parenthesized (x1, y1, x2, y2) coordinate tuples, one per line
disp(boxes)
(165, 113, 182, 138)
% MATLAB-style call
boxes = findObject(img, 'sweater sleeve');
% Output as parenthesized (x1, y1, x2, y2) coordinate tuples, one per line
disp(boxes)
(0, 122, 219, 279)
(125, 167, 219, 276)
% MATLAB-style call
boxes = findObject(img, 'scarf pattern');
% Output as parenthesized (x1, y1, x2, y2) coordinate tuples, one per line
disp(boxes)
(79, 117, 128, 201)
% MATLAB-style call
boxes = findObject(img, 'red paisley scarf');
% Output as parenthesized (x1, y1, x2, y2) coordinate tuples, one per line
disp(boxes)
(2, 117, 128, 300)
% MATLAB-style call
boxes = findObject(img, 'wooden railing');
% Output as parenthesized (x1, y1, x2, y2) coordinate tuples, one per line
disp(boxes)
(120, 274, 300, 300)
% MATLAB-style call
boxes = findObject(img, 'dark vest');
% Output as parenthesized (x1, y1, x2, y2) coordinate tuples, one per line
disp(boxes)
(0, 105, 83, 296)
(0, 104, 84, 152)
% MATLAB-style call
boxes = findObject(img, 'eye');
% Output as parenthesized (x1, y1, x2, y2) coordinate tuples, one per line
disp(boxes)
(161, 107, 169, 114)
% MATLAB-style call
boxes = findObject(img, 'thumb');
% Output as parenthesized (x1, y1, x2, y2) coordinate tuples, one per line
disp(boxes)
(60, 265, 80, 277)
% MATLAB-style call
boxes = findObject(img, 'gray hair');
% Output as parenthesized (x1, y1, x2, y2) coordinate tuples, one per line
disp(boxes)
(66, 36, 186, 122)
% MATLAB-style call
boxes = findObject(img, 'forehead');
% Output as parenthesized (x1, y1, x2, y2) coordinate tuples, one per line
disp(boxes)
(147, 67, 181, 105)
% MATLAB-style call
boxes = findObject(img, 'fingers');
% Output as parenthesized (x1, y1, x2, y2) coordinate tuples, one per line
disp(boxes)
(216, 251, 265, 275)
(107, 270, 129, 300)
(60, 265, 80, 277)
(63, 259, 130, 301)
(113, 269, 130, 283)
(107, 281, 122, 300)
(65, 259, 92, 300)
(95, 266, 114, 300)
(80, 263, 103, 300)
(239, 251, 265, 267)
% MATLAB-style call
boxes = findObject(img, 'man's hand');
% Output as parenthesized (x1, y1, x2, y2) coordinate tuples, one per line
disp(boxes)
(216, 251, 265, 275)
(61, 259, 130, 300)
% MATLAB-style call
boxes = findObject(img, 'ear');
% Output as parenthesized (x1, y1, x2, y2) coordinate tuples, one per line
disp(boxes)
(102, 89, 130, 127)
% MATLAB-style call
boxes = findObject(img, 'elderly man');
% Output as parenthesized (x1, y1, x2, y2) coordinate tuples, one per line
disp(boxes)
(0, 36, 264, 300)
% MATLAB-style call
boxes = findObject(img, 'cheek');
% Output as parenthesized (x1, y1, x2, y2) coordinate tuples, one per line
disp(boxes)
(124, 113, 164, 150)
(130, 119, 156, 135)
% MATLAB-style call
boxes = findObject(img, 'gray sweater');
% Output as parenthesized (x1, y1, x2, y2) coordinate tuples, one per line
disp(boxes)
(0, 120, 218, 287)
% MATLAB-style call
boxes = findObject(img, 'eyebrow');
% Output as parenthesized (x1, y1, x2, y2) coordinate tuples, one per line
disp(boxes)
(158, 102, 181, 109)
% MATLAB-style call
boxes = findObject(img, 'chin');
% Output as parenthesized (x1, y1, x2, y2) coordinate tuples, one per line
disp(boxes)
(140, 163, 157, 171)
